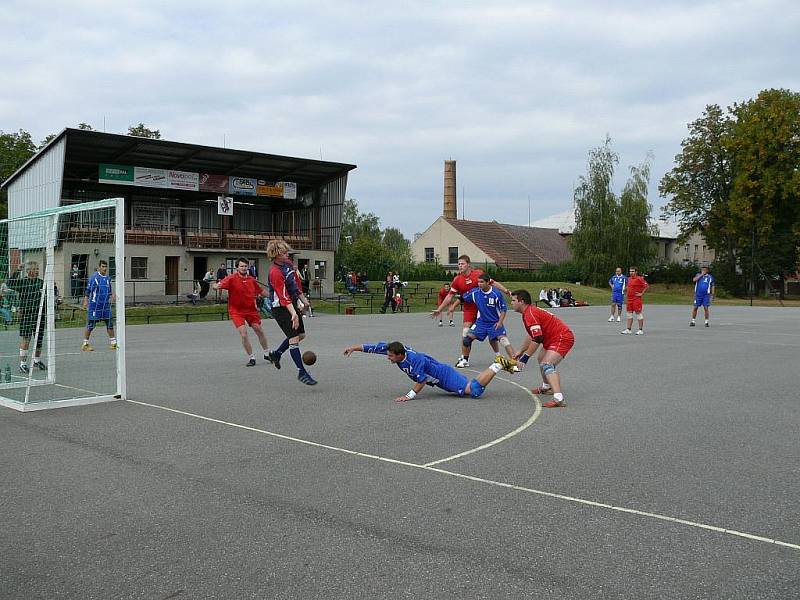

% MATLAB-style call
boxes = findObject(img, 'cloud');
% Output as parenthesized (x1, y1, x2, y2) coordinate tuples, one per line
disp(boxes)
(1, 0, 798, 236)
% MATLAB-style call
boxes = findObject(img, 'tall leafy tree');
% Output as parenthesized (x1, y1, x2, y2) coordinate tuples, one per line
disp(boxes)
(382, 226, 412, 271)
(570, 136, 654, 285)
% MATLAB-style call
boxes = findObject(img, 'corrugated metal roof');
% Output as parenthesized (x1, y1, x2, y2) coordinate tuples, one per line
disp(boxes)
(3, 128, 356, 190)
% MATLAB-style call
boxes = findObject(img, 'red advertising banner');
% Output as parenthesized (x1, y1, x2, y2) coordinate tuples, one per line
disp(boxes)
(199, 173, 229, 193)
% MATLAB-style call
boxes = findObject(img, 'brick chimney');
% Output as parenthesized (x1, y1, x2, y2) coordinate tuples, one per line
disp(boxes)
(443, 160, 457, 219)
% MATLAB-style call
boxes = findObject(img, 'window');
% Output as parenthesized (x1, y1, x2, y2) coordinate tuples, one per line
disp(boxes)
(448, 247, 459, 264)
(425, 247, 435, 262)
(314, 260, 326, 280)
(108, 257, 116, 279)
(131, 257, 148, 279)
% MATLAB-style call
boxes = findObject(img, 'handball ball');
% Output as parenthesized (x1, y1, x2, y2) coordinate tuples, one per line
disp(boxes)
(302, 350, 316, 366)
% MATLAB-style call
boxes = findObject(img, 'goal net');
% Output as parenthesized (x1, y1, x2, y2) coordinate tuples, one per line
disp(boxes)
(0, 198, 126, 411)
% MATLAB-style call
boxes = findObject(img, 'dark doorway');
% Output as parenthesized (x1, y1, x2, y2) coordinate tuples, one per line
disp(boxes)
(193, 256, 207, 282)
(165, 256, 180, 296)
(70, 253, 89, 300)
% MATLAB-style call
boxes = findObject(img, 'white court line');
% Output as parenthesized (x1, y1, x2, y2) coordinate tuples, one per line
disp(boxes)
(125, 398, 799, 551)
(423, 371, 541, 467)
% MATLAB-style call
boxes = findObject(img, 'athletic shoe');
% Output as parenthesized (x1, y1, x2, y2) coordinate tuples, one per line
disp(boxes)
(268, 351, 281, 369)
(264, 352, 273, 364)
(494, 355, 518, 373)
(705, 322, 710, 328)
(616, 316, 621, 322)
(18, 364, 29, 374)
(511, 365, 521, 373)
(608, 316, 614, 322)
(33, 361, 47, 371)
(298, 372, 317, 386)
(449, 321, 455, 327)
(81, 343, 94, 352)
(455, 357, 469, 368)
(109, 342, 118, 350)
(541, 399, 566, 408)
(690, 321, 696, 327)
(246, 358, 256, 367)
(635, 330, 644, 335)
(620, 329, 631, 335)
(531, 386, 554, 395)
(438, 321, 443, 327)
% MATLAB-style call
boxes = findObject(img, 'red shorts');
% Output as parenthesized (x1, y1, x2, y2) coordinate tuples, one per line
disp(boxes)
(230, 311, 261, 328)
(627, 298, 643, 314)
(545, 330, 575, 358)
(463, 303, 478, 324)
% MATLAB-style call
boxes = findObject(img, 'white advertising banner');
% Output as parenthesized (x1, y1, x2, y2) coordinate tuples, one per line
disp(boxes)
(168, 170, 199, 191)
(134, 167, 168, 188)
(281, 181, 297, 199)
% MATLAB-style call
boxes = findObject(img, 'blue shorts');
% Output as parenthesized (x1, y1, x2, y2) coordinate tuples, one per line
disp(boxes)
(87, 307, 113, 330)
(436, 369, 470, 397)
(694, 294, 712, 307)
(612, 292, 624, 305)
(468, 321, 506, 342)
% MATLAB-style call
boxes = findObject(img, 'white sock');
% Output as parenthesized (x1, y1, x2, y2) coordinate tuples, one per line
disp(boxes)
(83, 339, 89, 345)
(541, 382, 551, 389)
(249, 354, 255, 360)
(553, 392, 564, 402)
(109, 337, 116, 344)
(489, 363, 502, 374)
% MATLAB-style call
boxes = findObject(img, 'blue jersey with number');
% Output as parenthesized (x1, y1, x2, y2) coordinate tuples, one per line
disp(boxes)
(85, 272, 112, 311)
(361, 342, 469, 396)
(694, 273, 715, 296)
(462, 287, 506, 325)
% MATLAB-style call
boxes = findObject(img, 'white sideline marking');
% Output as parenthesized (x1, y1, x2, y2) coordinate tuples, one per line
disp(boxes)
(424, 371, 540, 467)
(125, 398, 800, 551)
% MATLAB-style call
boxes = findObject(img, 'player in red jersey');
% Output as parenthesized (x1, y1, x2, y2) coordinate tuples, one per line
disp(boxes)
(436, 283, 457, 327)
(213, 257, 272, 367)
(621, 266, 649, 335)
(431, 255, 509, 368)
(510, 289, 575, 408)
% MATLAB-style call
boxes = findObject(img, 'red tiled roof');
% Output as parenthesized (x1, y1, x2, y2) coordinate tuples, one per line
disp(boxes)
(445, 218, 571, 269)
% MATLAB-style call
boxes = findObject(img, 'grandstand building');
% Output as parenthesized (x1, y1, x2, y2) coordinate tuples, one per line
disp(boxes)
(1, 128, 356, 301)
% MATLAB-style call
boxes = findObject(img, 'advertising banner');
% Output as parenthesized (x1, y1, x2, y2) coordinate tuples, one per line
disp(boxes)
(134, 167, 168, 188)
(199, 173, 229, 193)
(229, 176, 257, 196)
(168, 170, 199, 191)
(217, 195, 234, 216)
(256, 180, 283, 197)
(98, 164, 135, 185)
(281, 181, 297, 199)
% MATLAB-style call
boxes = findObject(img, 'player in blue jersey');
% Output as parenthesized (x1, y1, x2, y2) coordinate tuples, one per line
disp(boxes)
(81, 260, 116, 351)
(343, 341, 517, 402)
(459, 273, 516, 367)
(608, 267, 627, 322)
(690, 265, 716, 327)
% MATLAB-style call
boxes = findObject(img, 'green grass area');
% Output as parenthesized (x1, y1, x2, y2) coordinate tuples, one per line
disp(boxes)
(46, 281, 797, 329)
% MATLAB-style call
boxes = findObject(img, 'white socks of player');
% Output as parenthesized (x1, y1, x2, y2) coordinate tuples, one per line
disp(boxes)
(553, 392, 564, 402)
(489, 363, 502, 374)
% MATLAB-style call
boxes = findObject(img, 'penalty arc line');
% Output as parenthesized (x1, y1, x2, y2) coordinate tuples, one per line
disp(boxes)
(125, 398, 799, 551)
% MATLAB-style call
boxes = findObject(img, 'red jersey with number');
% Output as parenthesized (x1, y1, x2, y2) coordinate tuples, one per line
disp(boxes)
(522, 305, 572, 345)
(218, 273, 261, 313)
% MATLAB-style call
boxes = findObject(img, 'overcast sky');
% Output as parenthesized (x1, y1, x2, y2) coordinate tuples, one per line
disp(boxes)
(2, 1, 798, 237)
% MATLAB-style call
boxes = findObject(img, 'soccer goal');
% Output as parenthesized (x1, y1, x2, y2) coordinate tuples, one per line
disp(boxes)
(0, 198, 126, 411)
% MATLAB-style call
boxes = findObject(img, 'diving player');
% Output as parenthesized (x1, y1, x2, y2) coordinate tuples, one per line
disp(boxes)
(343, 341, 517, 402)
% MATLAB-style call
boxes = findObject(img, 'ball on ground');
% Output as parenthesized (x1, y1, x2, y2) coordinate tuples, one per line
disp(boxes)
(302, 350, 316, 366)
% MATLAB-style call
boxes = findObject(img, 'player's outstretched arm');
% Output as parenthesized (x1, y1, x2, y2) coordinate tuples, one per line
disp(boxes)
(395, 381, 425, 403)
(432, 291, 457, 316)
(343, 344, 364, 356)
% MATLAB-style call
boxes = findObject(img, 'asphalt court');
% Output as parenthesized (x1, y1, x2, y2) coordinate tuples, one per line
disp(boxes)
(1, 305, 798, 598)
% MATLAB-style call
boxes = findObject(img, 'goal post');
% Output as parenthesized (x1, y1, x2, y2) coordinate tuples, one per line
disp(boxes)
(0, 198, 126, 412)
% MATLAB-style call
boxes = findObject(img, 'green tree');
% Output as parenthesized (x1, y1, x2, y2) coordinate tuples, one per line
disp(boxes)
(0, 129, 38, 218)
(570, 136, 654, 285)
(382, 226, 412, 271)
(660, 90, 800, 294)
(128, 123, 161, 139)
(659, 104, 739, 290)
(727, 89, 800, 289)
(336, 198, 383, 277)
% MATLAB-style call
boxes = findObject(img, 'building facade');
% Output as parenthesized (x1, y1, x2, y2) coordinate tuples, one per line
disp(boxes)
(2, 129, 356, 301)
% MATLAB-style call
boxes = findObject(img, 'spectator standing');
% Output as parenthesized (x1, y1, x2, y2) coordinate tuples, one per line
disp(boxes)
(70, 264, 81, 301)
(380, 272, 396, 314)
